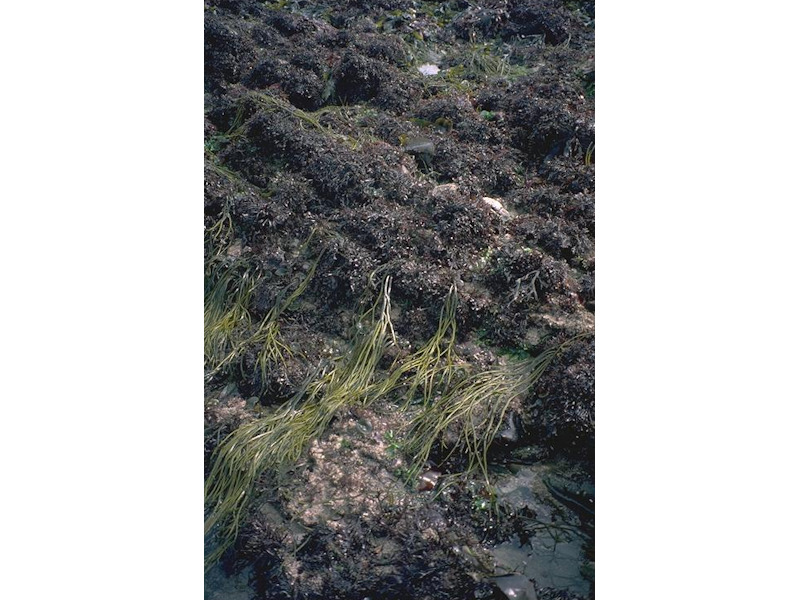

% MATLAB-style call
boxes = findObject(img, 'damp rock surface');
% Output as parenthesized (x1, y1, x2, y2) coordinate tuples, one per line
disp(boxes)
(494, 574, 539, 600)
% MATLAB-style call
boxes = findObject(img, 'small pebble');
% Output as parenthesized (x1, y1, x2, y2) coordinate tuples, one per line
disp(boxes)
(417, 470, 440, 491)
(482, 196, 511, 219)
(417, 63, 440, 76)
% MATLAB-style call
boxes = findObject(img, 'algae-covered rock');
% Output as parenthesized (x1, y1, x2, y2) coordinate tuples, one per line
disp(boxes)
(205, 0, 594, 596)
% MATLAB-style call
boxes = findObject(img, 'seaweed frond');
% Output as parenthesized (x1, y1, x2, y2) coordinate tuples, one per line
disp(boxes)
(251, 252, 321, 390)
(204, 208, 261, 374)
(377, 283, 459, 407)
(204, 224, 319, 385)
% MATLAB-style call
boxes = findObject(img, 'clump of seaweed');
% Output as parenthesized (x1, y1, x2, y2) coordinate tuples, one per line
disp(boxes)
(204, 217, 319, 387)
(375, 286, 574, 487)
(250, 255, 318, 390)
(464, 42, 530, 80)
(204, 209, 261, 375)
(403, 340, 572, 482)
(250, 90, 327, 133)
(377, 284, 459, 407)
(204, 278, 396, 568)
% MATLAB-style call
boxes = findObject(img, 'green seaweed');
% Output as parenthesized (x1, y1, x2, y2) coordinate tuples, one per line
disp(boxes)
(204, 278, 396, 568)
(403, 336, 586, 483)
(377, 284, 459, 408)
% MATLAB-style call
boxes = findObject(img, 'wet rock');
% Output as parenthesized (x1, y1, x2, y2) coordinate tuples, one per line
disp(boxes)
(417, 470, 441, 491)
(219, 382, 239, 399)
(543, 474, 595, 519)
(482, 196, 512, 220)
(498, 412, 520, 444)
(472, 581, 497, 599)
(494, 574, 538, 600)
(418, 63, 440, 76)
(402, 136, 435, 156)
(431, 183, 461, 201)
(226, 239, 243, 258)
(204, 563, 255, 600)
(494, 465, 553, 514)
(493, 535, 589, 597)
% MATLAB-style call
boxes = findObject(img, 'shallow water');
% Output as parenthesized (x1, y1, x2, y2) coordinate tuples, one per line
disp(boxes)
(204, 563, 253, 600)
(491, 464, 592, 597)
(493, 534, 589, 595)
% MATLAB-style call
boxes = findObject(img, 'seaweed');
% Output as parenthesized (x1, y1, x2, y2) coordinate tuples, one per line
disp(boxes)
(204, 278, 395, 567)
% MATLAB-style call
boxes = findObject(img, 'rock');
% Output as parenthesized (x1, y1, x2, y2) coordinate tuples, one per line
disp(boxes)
(543, 474, 595, 519)
(402, 135, 435, 168)
(498, 412, 519, 444)
(403, 136, 435, 155)
(226, 239, 243, 258)
(431, 183, 460, 200)
(219, 383, 239, 399)
(493, 574, 538, 600)
(417, 470, 440, 491)
(417, 63, 440, 76)
(204, 563, 255, 600)
(482, 196, 511, 219)
(472, 581, 495, 599)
